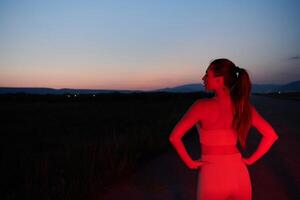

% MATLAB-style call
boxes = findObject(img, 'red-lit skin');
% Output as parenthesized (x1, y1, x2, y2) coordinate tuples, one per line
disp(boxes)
(169, 67, 279, 170)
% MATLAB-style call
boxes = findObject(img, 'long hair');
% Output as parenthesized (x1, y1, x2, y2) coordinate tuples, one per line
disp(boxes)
(209, 58, 252, 149)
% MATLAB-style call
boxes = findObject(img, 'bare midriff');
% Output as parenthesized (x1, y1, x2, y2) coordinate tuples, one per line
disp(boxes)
(201, 144, 239, 155)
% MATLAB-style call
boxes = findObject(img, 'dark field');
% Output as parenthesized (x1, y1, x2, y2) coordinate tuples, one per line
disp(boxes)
(254, 92, 300, 101)
(2, 91, 299, 200)
(0, 92, 212, 200)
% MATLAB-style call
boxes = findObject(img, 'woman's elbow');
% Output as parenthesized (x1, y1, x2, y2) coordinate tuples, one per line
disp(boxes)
(169, 136, 175, 143)
(269, 133, 279, 141)
(169, 135, 179, 144)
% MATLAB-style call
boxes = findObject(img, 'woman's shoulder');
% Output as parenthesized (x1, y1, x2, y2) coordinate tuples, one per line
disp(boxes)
(249, 103, 258, 113)
(192, 98, 217, 110)
(195, 97, 217, 105)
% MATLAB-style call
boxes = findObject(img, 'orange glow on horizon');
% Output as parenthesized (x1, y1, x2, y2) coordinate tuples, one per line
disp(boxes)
(0, 63, 201, 91)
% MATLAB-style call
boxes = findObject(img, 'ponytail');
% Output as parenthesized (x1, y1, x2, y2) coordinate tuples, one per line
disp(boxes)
(209, 59, 253, 149)
(230, 67, 252, 149)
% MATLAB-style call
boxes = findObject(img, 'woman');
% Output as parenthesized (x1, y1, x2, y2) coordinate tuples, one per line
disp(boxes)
(169, 58, 279, 200)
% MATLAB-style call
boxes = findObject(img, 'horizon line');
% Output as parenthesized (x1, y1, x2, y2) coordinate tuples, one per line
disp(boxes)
(0, 79, 299, 92)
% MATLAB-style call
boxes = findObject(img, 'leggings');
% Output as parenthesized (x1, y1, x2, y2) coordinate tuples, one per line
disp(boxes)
(197, 153, 252, 200)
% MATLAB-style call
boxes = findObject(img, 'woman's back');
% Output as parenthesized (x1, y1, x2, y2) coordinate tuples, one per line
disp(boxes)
(198, 97, 235, 130)
(193, 98, 240, 155)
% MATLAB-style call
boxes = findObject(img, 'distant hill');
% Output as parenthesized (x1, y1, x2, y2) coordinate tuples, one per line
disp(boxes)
(0, 80, 299, 94)
(153, 83, 204, 93)
(155, 81, 300, 93)
(277, 80, 300, 92)
(251, 84, 282, 93)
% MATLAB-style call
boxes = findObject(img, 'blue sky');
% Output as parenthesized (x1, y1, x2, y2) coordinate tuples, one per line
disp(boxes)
(0, 0, 299, 90)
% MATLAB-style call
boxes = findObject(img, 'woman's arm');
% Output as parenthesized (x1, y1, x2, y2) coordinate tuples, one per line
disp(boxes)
(169, 100, 205, 168)
(244, 105, 279, 165)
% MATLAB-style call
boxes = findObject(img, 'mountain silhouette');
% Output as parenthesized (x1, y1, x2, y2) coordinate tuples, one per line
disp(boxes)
(0, 80, 299, 94)
(277, 80, 300, 92)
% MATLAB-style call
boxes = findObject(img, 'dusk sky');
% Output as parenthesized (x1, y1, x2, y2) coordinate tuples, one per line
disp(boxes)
(1, 0, 299, 91)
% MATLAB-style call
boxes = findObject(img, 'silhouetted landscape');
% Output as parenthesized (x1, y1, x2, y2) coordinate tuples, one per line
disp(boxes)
(1, 80, 299, 95)
(1, 92, 213, 199)
(1, 91, 299, 200)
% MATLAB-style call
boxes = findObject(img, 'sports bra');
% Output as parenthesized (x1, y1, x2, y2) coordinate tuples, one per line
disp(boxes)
(198, 127, 238, 146)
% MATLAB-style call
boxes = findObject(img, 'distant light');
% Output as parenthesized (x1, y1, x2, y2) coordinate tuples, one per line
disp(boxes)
(74, 94, 77, 97)
(67, 95, 71, 98)
(278, 91, 281, 94)
(93, 94, 96, 97)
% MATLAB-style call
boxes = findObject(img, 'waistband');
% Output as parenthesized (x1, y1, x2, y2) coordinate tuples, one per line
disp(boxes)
(201, 152, 242, 163)
(201, 144, 239, 155)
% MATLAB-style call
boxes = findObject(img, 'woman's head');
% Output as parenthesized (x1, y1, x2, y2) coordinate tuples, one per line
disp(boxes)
(202, 66, 223, 91)
(202, 58, 246, 92)
(207, 59, 237, 90)
(203, 58, 252, 149)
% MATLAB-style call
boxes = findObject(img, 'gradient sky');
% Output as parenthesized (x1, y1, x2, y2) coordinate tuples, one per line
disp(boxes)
(1, 0, 299, 91)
